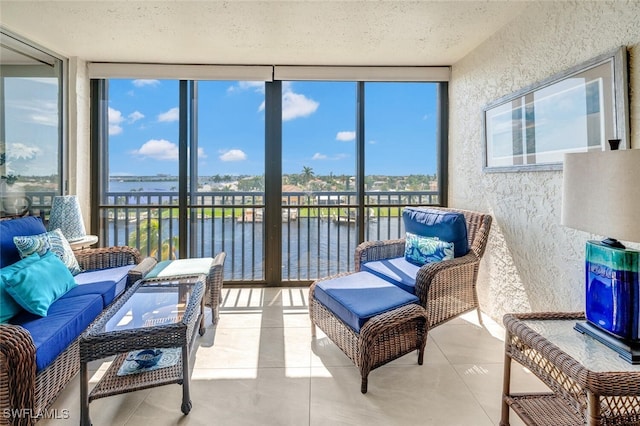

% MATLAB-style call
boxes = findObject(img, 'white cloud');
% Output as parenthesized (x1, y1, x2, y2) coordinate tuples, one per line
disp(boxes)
(257, 83, 319, 121)
(132, 79, 160, 87)
(128, 111, 144, 123)
(312, 153, 348, 161)
(336, 131, 355, 141)
(282, 91, 319, 121)
(7, 143, 40, 160)
(108, 107, 124, 135)
(133, 139, 178, 161)
(219, 149, 247, 162)
(227, 81, 265, 94)
(368, 140, 377, 144)
(158, 107, 179, 122)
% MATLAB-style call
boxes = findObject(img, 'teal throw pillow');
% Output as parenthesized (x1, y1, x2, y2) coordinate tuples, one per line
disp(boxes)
(404, 232, 454, 266)
(13, 228, 81, 275)
(4, 251, 77, 317)
(0, 254, 41, 322)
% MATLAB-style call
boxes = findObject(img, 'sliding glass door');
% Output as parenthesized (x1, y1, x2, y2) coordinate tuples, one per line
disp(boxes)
(92, 71, 446, 286)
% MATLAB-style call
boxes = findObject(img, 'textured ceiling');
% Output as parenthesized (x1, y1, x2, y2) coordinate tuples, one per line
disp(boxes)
(0, 1, 532, 66)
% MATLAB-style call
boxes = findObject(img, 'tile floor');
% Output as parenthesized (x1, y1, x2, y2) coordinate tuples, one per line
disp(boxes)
(41, 287, 550, 426)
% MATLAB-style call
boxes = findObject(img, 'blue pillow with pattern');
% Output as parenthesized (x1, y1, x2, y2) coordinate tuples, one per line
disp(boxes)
(404, 232, 454, 266)
(13, 228, 82, 275)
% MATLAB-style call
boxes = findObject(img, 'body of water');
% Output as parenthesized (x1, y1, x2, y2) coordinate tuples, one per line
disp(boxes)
(107, 216, 404, 282)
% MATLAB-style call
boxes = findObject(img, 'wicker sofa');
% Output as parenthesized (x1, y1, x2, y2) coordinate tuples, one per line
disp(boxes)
(0, 216, 154, 426)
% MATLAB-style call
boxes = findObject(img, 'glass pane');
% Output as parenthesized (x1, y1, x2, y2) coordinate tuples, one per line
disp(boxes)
(282, 81, 357, 280)
(103, 281, 201, 332)
(1, 54, 61, 217)
(364, 82, 439, 241)
(193, 80, 266, 281)
(103, 79, 180, 259)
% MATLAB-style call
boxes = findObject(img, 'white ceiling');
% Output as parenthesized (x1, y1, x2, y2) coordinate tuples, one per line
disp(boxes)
(0, 1, 533, 66)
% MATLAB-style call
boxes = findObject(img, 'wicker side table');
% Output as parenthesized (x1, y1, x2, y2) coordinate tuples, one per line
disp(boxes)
(501, 312, 640, 426)
(79, 276, 206, 426)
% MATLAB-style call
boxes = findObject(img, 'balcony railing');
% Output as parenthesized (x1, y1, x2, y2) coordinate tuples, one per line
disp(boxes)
(99, 190, 438, 284)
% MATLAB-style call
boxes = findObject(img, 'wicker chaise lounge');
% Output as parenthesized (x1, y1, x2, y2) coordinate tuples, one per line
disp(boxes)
(309, 207, 492, 393)
(355, 207, 492, 329)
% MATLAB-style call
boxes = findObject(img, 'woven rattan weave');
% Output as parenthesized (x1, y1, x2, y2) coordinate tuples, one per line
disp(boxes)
(354, 207, 492, 329)
(502, 312, 640, 426)
(309, 272, 428, 393)
(0, 246, 143, 426)
(79, 275, 206, 426)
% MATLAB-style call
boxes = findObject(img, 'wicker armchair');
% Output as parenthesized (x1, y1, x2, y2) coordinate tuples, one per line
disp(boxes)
(355, 208, 492, 329)
(0, 246, 151, 426)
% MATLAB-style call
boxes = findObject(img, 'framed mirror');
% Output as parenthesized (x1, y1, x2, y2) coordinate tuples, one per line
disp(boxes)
(482, 46, 629, 172)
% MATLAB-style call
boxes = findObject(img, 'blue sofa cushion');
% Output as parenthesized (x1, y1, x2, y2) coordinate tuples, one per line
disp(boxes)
(361, 257, 420, 294)
(402, 207, 469, 258)
(10, 293, 103, 372)
(66, 265, 134, 307)
(0, 254, 41, 322)
(13, 228, 82, 275)
(0, 216, 47, 268)
(314, 271, 419, 332)
(4, 251, 77, 317)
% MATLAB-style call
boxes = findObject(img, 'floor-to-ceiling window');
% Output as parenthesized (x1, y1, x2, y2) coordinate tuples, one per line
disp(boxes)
(91, 65, 448, 286)
(0, 29, 65, 218)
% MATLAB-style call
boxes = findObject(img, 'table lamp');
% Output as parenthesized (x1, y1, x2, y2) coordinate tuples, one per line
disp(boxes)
(561, 146, 640, 362)
(48, 195, 87, 242)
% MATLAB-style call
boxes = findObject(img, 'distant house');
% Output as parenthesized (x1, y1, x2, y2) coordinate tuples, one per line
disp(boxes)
(316, 195, 341, 205)
(282, 185, 304, 205)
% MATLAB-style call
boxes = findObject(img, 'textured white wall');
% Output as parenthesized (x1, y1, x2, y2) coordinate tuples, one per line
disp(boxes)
(67, 57, 91, 227)
(450, 1, 640, 321)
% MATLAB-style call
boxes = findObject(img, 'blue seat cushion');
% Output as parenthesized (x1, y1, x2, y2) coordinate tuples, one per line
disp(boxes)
(11, 293, 103, 372)
(66, 265, 134, 307)
(314, 271, 419, 332)
(402, 207, 469, 258)
(361, 257, 420, 294)
(0, 216, 47, 268)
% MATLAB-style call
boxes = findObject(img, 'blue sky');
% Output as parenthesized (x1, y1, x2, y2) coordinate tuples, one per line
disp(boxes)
(108, 79, 438, 177)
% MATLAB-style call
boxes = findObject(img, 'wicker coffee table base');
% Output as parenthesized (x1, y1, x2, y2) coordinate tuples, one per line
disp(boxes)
(80, 277, 205, 426)
(309, 277, 428, 393)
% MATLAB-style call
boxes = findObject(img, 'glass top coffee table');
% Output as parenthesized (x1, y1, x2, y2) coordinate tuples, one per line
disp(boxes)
(79, 275, 206, 426)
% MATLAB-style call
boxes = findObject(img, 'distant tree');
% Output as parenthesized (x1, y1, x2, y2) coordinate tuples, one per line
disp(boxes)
(129, 219, 178, 260)
(301, 166, 314, 184)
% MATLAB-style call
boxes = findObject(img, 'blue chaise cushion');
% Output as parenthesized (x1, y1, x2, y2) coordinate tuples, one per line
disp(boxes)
(0, 216, 47, 268)
(361, 257, 421, 294)
(314, 271, 419, 332)
(64, 265, 134, 307)
(10, 293, 103, 372)
(402, 207, 469, 258)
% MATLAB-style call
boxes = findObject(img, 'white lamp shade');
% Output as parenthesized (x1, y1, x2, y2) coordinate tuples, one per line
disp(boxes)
(48, 195, 87, 242)
(562, 149, 640, 244)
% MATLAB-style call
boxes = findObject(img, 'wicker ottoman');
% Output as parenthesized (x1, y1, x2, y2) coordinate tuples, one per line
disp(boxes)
(309, 271, 428, 393)
(143, 252, 226, 324)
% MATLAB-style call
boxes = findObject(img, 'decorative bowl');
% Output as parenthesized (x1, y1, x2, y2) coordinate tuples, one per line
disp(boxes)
(128, 349, 163, 369)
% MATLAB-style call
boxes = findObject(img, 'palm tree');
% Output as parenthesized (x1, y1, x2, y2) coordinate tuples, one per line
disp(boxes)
(129, 218, 178, 260)
(301, 166, 314, 185)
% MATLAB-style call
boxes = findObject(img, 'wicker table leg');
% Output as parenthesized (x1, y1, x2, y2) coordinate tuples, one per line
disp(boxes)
(80, 361, 92, 426)
(500, 331, 512, 426)
(180, 344, 192, 415)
